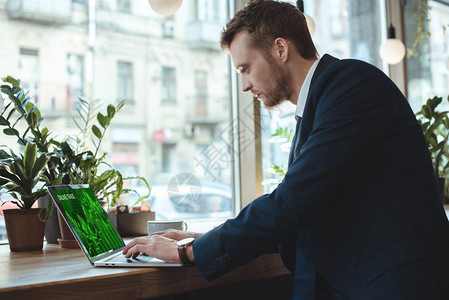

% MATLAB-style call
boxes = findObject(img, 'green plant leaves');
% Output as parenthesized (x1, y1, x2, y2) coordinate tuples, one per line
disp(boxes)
(416, 95, 449, 177)
(32, 154, 50, 179)
(107, 104, 115, 119)
(0, 177, 9, 186)
(3, 128, 19, 136)
(2, 76, 20, 87)
(0, 149, 11, 159)
(97, 113, 109, 128)
(0, 116, 8, 125)
(92, 125, 102, 139)
(422, 104, 432, 119)
(23, 142, 37, 176)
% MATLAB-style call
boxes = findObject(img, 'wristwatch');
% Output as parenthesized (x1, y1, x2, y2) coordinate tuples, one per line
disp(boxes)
(177, 237, 195, 264)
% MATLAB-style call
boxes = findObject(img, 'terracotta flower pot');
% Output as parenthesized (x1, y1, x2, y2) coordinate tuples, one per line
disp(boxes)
(3, 208, 46, 252)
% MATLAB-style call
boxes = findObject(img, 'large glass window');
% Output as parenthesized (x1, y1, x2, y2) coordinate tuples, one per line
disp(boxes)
(0, 0, 233, 240)
(405, 0, 449, 112)
(261, 0, 384, 193)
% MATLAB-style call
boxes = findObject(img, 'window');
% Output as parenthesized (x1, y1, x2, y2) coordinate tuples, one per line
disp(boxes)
(0, 1, 233, 236)
(195, 70, 208, 117)
(67, 54, 84, 110)
(19, 48, 40, 104)
(405, 0, 449, 112)
(161, 66, 176, 104)
(163, 15, 175, 38)
(117, 61, 134, 103)
(261, 0, 384, 193)
(162, 143, 177, 173)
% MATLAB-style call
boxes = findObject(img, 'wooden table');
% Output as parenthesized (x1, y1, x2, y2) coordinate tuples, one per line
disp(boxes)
(0, 242, 290, 299)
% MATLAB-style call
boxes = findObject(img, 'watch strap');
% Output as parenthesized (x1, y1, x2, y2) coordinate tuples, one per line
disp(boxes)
(177, 244, 192, 264)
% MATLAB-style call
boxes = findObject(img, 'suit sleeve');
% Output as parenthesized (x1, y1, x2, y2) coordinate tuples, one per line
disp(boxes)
(193, 60, 398, 280)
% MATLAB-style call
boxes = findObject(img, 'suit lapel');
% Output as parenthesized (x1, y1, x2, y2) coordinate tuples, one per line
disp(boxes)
(287, 54, 340, 167)
(296, 54, 340, 151)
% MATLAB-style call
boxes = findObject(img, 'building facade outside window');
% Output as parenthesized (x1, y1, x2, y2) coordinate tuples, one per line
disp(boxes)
(0, 0, 233, 241)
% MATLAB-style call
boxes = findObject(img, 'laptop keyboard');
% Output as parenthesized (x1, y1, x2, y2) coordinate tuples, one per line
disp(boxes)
(131, 255, 154, 263)
(104, 253, 154, 263)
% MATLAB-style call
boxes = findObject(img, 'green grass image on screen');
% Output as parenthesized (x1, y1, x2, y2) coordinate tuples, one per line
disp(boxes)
(53, 188, 124, 259)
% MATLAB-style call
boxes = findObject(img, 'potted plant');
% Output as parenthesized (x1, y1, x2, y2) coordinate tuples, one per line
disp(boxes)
(66, 98, 153, 237)
(0, 76, 70, 244)
(415, 95, 449, 203)
(0, 76, 54, 251)
(0, 141, 50, 251)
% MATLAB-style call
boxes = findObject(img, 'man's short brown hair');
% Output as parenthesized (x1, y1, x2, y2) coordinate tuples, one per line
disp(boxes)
(220, 0, 318, 60)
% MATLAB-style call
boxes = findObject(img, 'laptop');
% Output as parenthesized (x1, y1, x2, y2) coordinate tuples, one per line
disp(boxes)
(47, 184, 182, 267)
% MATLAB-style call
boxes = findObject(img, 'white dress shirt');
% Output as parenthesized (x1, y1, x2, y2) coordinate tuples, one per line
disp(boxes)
(295, 58, 320, 120)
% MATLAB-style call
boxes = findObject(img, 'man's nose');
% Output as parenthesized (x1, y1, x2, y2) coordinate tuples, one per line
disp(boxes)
(241, 76, 252, 93)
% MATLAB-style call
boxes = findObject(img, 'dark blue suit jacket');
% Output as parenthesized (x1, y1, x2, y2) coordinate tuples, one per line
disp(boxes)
(193, 54, 449, 299)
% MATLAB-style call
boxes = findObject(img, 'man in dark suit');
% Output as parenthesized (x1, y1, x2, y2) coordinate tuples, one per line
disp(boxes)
(124, 1, 449, 298)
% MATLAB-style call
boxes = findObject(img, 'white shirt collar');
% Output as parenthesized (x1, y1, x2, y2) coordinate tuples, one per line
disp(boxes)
(295, 58, 320, 119)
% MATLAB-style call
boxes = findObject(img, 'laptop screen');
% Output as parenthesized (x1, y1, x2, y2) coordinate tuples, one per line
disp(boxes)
(51, 186, 125, 259)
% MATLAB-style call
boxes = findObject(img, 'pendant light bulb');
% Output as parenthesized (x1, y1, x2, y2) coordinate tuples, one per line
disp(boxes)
(379, 24, 406, 65)
(148, 0, 182, 16)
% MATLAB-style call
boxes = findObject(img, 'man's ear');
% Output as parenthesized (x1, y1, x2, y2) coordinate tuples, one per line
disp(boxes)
(273, 38, 289, 63)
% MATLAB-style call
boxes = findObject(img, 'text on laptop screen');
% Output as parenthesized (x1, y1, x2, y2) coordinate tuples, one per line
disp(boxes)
(52, 187, 124, 258)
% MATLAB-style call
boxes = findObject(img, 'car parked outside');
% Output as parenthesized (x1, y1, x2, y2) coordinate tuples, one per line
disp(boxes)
(128, 183, 233, 222)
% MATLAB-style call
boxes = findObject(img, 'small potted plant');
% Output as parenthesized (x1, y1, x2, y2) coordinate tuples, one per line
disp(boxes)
(0, 76, 54, 251)
(1, 76, 70, 245)
(0, 142, 50, 251)
(415, 95, 449, 203)
(66, 98, 153, 237)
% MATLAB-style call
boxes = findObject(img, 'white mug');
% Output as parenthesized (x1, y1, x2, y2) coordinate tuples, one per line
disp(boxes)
(147, 220, 188, 234)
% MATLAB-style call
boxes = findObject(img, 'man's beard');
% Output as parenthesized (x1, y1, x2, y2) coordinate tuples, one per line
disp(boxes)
(261, 60, 292, 109)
